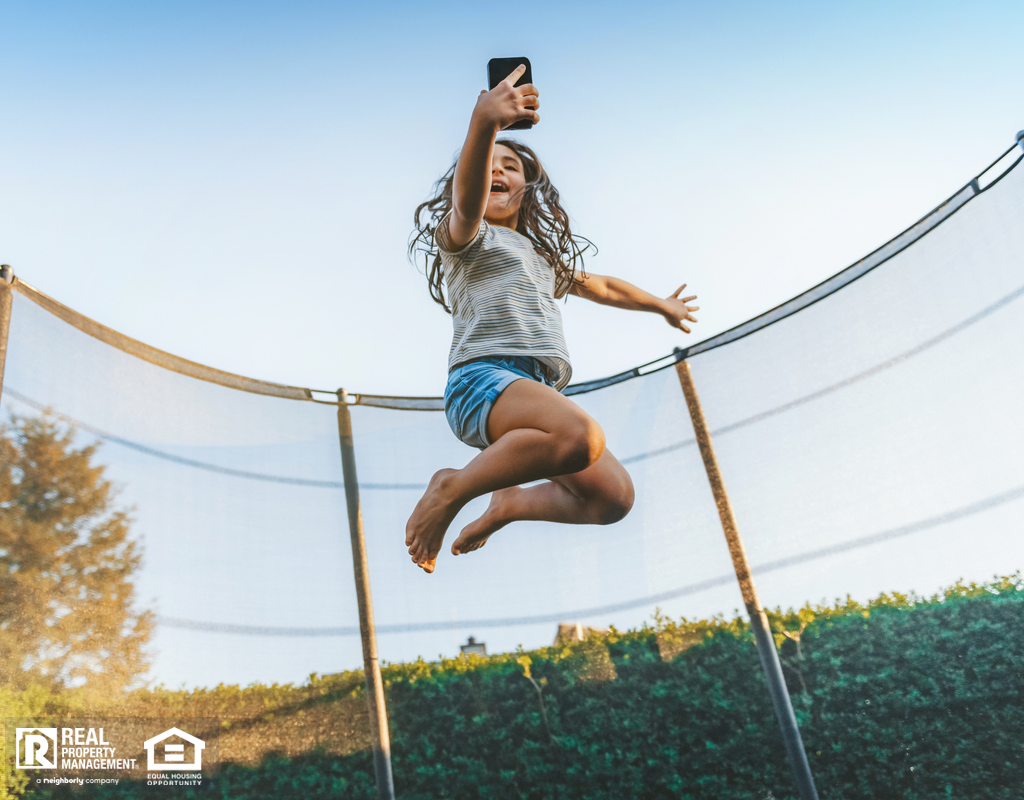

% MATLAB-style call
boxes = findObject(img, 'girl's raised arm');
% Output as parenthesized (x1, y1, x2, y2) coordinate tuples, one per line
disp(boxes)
(447, 65, 540, 250)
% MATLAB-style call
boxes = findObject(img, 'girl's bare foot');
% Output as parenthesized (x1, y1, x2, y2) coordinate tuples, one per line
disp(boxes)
(406, 468, 462, 573)
(451, 486, 520, 555)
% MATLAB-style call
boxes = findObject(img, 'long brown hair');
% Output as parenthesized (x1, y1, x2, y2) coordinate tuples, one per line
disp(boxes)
(409, 139, 594, 314)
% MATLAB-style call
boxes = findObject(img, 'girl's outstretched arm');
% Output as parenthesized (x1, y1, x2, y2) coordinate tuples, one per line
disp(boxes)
(571, 273, 700, 333)
(447, 65, 540, 249)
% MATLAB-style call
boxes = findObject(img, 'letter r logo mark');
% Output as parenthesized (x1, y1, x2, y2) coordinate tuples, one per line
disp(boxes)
(15, 728, 58, 769)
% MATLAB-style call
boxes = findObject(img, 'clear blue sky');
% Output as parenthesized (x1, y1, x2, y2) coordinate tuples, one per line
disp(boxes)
(3, 0, 1021, 396)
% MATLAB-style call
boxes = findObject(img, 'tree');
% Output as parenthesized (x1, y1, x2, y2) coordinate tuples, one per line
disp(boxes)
(0, 411, 152, 695)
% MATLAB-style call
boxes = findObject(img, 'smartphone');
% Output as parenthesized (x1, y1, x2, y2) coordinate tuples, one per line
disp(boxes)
(487, 57, 534, 131)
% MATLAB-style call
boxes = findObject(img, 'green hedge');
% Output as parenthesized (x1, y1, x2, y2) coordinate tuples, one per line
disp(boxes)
(14, 576, 1024, 799)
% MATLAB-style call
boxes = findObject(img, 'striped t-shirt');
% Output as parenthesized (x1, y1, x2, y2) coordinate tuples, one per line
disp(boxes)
(438, 214, 572, 391)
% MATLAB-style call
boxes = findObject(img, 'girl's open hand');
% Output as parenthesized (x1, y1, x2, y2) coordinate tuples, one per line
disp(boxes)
(662, 284, 699, 333)
(473, 64, 540, 131)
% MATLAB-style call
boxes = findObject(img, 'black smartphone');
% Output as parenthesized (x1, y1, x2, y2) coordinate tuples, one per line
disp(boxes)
(487, 57, 533, 131)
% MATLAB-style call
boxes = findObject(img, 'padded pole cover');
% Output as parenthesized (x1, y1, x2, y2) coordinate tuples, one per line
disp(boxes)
(676, 359, 820, 800)
(0, 266, 13, 405)
(337, 393, 396, 800)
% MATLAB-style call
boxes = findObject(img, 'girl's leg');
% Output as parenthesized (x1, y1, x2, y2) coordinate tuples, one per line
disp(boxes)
(450, 447, 634, 555)
(405, 378, 634, 571)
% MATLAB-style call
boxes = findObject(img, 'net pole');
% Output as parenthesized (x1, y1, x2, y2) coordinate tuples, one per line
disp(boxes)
(0, 266, 14, 404)
(336, 391, 396, 800)
(675, 360, 820, 800)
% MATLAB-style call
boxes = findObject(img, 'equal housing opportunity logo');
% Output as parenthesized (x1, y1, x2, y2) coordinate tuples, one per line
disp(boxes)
(6, 718, 217, 789)
(145, 727, 205, 771)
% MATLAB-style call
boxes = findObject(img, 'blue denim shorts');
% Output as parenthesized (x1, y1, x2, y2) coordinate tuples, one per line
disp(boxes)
(445, 355, 556, 449)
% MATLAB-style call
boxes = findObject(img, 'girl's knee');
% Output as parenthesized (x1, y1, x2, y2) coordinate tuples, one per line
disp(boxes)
(598, 474, 634, 524)
(556, 416, 605, 474)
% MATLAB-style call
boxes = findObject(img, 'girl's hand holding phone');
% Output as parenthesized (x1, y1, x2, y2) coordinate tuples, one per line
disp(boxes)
(473, 64, 540, 132)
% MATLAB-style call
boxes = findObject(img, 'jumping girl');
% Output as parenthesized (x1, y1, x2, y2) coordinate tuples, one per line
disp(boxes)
(406, 65, 698, 573)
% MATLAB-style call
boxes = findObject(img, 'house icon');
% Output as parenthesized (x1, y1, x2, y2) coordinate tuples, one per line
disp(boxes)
(143, 727, 205, 771)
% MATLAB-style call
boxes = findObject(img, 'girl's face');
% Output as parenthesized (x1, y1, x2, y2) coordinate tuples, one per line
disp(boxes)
(484, 143, 527, 228)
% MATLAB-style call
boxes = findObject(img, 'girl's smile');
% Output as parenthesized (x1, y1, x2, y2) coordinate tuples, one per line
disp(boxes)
(484, 144, 525, 228)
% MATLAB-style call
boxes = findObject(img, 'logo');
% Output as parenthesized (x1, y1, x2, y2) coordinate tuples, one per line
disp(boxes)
(16, 728, 58, 769)
(143, 728, 205, 771)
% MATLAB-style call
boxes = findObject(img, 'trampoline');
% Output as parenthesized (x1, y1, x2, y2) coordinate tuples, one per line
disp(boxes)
(1, 132, 1022, 799)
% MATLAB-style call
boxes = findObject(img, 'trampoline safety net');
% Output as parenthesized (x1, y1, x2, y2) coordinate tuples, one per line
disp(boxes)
(1, 138, 1023, 795)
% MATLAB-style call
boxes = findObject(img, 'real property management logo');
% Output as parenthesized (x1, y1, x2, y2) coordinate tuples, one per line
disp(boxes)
(16, 725, 143, 770)
(14, 724, 205, 770)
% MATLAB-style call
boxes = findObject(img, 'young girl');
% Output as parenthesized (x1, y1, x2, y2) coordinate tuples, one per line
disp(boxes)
(406, 65, 698, 573)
